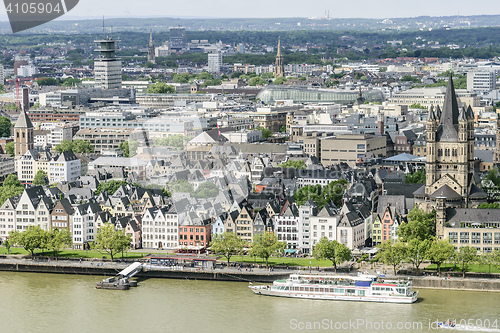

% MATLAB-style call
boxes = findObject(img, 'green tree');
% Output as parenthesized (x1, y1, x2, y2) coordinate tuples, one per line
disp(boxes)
(192, 181, 220, 198)
(376, 240, 407, 275)
(405, 238, 432, 272)
(46, 228, 72, 257)
(405, 169, 426, 184)
(409, 103, 425, 109)
(293, 180, 348, 209)
(3, 238, 10, 254)
(248, 77, 266, 86)
(72, 140, 94, 153)
(95, 180, 128, 195)
(3, 174, 21, 187)
(146, 82, 176, 94)
(0, 116, 12, 137)
(36, 77, 59, 86)
(92, 224, 131, 260)
(273, 76, 287, 85)
(477, 202, 500, 209)
(397, 207, 436, 242)
(209, 232, 245, 264)
(426, 239, 455, 276)
(249, 232, 287, 268)
(278, 160, 307, 169)
(5, 141, 14, 157)
(154, 135, 185, 150)
(257, 127, 272, 139)
(313, 237, 352, 272)
(169, 179, 194, 194)
(33, 170, 48, 186)
(9, 226, 47, 256)
(119, 141, 130, 157)
(55, 140, 74, 153)
(279, 126, 287, 133)
(62, 78, 81, 87)
(454, 246, 479, 278)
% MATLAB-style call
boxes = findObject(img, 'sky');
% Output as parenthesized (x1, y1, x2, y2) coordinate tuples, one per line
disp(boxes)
(4, 0, 498, 20)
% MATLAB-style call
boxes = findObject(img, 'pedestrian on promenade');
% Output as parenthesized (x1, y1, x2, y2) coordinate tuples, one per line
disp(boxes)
(48, 258, 50, 263)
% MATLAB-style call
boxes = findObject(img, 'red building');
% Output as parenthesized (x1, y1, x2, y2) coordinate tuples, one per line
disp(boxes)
(178, 218, 212, 251)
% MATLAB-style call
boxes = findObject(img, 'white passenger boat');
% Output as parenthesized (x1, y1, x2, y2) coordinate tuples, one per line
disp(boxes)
(249, 273, 418, 304)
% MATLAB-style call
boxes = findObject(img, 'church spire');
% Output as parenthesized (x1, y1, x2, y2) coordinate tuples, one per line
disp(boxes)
(438, 72, 460, 141)
(274, 37, 284, 78)
(147, 30, 155, 64)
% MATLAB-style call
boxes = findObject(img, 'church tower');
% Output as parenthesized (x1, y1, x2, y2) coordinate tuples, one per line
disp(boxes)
(415, 73, 486, 237)
(147, 31, 156, 64)
(274, 37, 284, 78)
(14, 111, 34, 158)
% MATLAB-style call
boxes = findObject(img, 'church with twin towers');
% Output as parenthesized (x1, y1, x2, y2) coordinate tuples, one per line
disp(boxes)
(413, 73, 487, 238)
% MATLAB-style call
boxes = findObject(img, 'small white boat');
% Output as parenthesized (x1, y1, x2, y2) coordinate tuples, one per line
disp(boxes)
(249, 273, 418, 304)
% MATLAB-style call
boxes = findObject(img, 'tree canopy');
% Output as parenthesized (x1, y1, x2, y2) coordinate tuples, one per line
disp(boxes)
(376, 240, 407, 275)
(278, 160, 306, 169)
(153, 135, 184, 150)
(4, 141, 14, 157)
(33, 170, 48, 186)
(95, 180, 128, 195)
(249, 232, 287, 268)
(55, 139, 94, 154)
(293, 180, 348, 209)
(209, 232, 245, 264)
(0, 116, 12, 137)
(313, 237, 351, 272)
(405, 169, 426, 184)
(426, 239, 455, 275)
(192, 182, 220, 198)
(146, 82, 176, 94)
(397, 207, 436, 242)
(92, 224, 131, 260)
(0, 174, 24, 206)
(9, 226, 48, 256)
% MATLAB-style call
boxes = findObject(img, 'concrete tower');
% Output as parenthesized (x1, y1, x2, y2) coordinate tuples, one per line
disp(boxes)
(14, 111, 34, 159)
(147, 31, 156, 64)
(94, 26, 122, 90)
(274, 37, 284, 78)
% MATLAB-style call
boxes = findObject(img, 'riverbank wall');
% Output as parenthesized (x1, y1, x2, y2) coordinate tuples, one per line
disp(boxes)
(412, 276, 500, 292)
(0, 261, 289, 283)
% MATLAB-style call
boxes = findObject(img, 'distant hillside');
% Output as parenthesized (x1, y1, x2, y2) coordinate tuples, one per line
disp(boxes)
(1, 14, 500, 34)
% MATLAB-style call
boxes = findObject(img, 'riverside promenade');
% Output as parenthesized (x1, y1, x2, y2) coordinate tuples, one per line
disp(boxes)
(2, 256, 500, 291)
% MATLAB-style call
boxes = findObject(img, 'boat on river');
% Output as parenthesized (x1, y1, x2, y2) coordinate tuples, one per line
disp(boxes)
(249, 273, 418, 304)
(96, 277, 130, 290)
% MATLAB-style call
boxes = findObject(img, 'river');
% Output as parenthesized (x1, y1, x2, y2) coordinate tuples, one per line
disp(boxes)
(0, 272, 499, 333)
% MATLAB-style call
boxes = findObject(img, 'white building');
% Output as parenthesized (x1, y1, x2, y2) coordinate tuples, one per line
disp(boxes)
(208, 52, 222, 73)
(142, 206, 180, 249)
(49, 151, 81, 184)
(17, 64, 38, 77)
(72, 203, 102, 249)
(222, 130, 262, 143)
(310, 206, 340, 252)
(467, 71, 496, 93)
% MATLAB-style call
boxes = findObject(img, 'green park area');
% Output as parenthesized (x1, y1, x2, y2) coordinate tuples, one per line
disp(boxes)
(425, 263, 500, 274)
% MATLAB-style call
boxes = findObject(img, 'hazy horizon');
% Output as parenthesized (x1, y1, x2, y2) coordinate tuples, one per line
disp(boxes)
(1, 0, 499, 20)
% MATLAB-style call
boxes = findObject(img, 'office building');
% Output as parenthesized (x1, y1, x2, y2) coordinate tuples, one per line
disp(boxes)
(208, 52, 222, 73)
(169, 26, 186, 52)
(94, 34, 122, 90)
(467, 71, 496, 93)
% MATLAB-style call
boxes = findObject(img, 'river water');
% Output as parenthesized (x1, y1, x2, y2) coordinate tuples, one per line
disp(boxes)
(0, 272, 499, 333)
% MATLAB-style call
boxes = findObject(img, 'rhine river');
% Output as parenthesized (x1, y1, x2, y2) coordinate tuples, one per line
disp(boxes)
(1, 272, 500, 333)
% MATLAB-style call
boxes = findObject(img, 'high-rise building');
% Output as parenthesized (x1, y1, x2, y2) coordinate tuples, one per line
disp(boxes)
(14, 111, 34, 159)
(169, 26, 186, 52)
(274, 37, 284, 78)
(94, 33, 122, 90)
(467, 71, 496, 93)
(414, 74, 487, 238)
(147, 32, 156, 64)
(208, 52, 222, 73)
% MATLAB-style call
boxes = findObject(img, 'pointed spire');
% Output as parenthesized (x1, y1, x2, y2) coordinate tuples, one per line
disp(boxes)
(15, 110, 33, 129)
(428, 105, 436, 121)
(459, 107, 467, 121)
(277, 36, 282, 57)
(149, 31, 153, 45)
(466, 105, 474, 119)
(438, 72, 460, 141)
(435, 105, 442, 120)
